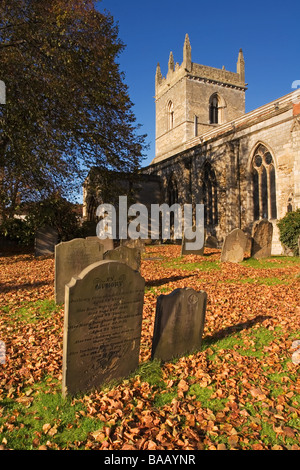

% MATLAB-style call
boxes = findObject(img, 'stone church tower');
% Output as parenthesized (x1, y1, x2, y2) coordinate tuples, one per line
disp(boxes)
(154, 34, 247, 162)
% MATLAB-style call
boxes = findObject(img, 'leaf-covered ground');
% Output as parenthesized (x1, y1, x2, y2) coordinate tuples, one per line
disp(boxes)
(0, 245, 299, 450)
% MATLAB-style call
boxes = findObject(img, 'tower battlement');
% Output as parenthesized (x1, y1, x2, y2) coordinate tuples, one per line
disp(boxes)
(154, 35, 247, 163)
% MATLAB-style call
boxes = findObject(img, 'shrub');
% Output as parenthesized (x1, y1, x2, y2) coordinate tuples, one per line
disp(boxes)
(277, 209, 300, 255)
(0, 217, 36, 246)
(0, 195, 83, 246)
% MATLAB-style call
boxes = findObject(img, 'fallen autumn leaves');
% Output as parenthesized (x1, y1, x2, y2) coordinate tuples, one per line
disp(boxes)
(0, 245, 299, 450)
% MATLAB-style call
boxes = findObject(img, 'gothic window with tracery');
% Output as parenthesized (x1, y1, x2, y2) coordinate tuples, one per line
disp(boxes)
(252, 144, 277, 220)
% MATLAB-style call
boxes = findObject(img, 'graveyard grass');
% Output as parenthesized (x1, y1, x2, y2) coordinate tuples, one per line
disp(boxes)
(0, 245, 299, 450)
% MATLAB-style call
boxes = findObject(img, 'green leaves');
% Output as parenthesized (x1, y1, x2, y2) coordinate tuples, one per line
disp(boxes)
(277, 209, 300, 255)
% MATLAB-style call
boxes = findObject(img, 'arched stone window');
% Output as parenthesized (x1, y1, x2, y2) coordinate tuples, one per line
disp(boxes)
(86, 196, 97, 222)
(209, 95, 219, 124)
(251, 144, 277, 220)
(167, 174, 178, 206)
(202, 162, 218, 227)
(167, 100, 174, 130)
(209, 94, 226, 124)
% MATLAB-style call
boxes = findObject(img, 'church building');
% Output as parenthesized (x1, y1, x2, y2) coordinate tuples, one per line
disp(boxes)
(83, 34, 300, 254)
(141, 34, 300, 254)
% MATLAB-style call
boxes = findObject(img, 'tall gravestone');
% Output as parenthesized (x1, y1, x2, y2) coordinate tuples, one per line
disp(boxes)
(104, 245, 141, 272)
(181, 228, 206, 256)
(86, 236, 114, 253)
(251, 219, 273, 259)
(62, 260, 145, 397)
(151, 288, 207, 362)
(220, 228, 247, 263)
(34, 225, 58, 257)
(120, 238, 145, 253)
(55, 238, 104, 304)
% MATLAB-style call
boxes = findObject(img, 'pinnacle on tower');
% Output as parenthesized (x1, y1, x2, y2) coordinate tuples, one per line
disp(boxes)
(183, 33, 192, 71)
(168, 51, 175, 73)
(237, 48, 245, 83)
(155, 62, 162, 86)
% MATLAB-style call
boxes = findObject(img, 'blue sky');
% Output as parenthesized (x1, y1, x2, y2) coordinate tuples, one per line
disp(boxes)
(97, 0, 299, 167)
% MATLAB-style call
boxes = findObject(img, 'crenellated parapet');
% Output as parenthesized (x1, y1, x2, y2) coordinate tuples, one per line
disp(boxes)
(155, 34, 246, 100)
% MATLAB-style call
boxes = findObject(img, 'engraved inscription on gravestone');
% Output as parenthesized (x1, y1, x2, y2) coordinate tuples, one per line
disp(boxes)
(55, 238, 104, 304)
(151, 288, 207, 362)
(62, 260, 145, 397)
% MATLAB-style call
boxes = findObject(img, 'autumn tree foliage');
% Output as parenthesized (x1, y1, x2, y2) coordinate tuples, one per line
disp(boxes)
(0, 0, 146, 221)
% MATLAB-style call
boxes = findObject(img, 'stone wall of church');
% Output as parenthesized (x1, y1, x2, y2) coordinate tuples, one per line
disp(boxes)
(144, 91, 300, 254)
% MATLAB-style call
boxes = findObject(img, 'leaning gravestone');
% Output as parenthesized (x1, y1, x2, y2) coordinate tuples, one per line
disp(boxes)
(86, 236, 114, 253)
(55, 238, 104, 304)
(62, 260, 145, 397)
(34, 225, 58, 257)
(151, 288, 207, 362)
(104, 245, 141, 272)
(181, 228, 206, 256)
(251, 219, 273, 259)
(220, 228, 247, 263)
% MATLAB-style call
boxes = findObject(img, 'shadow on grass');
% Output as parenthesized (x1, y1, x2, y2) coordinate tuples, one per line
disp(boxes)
(146, 273, 196, 288)
(202, 314, 272, 348)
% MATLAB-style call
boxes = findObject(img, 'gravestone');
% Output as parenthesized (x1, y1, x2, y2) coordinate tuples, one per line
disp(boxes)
(62, 260, 145, 397)
(104, 245, 141, 272)
(34, 225, 58, 257)
(120, 238, 145, 253)
(86, 236, 114, 253)
(151, 288, 207, 362)
(251, 219, 273, 259)
(181, 228, 206, 256)
(220, 228, 247, 263)
(205, 235, 218, 249)
(55, 238, 104, 304)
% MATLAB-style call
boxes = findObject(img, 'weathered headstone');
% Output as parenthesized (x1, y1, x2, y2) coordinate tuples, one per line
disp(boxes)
(251, 219, 273, 259)
(220, 228, 247, 263)
(120, 238, 145, 253)
(104, 245, 141, 272)
(34, 225, 58, 257)
(205, 235, 218, 249)
(62, 260, 145, 397)
(181, 228, 206, 256)
(86, 236, 114, 253)
(55, 238, 104, 304)
(151, 288, 207, 362)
